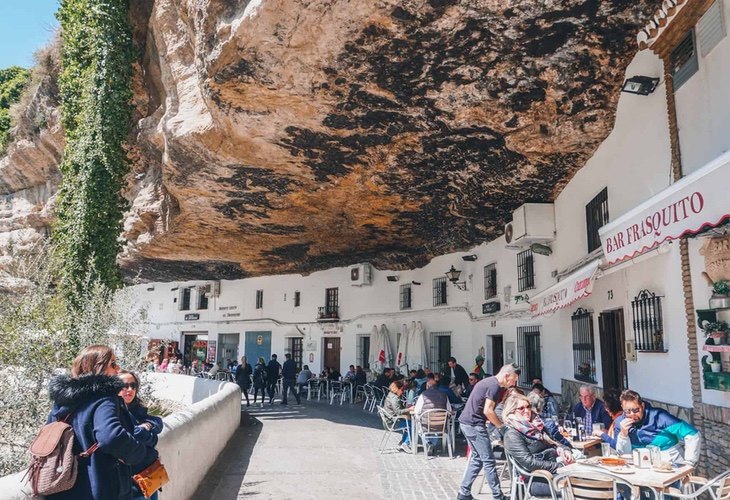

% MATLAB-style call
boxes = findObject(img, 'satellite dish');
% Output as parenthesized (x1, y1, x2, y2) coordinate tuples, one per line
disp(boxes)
(505, 223, 514, 244)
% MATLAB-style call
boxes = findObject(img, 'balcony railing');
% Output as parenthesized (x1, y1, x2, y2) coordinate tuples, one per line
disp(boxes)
(317, 306, 339, 321)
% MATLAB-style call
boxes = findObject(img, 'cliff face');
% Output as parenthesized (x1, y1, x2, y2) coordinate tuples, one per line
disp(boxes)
(1, 0, 661, 283)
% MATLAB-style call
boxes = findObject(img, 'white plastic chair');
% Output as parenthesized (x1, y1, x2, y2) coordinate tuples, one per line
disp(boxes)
(665, 470, 730, 500)
(552, 468, 638, 500)
(505, 452, 559, 500)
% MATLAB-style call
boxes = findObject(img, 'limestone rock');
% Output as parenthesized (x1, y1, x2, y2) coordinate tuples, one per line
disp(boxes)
(1, 0, 662, 282)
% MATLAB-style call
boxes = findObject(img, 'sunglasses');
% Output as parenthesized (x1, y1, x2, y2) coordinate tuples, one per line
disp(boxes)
(121, 383, 138, 390)
(110, 360, 119, 369)
(624, 407, 642, 414)
(515, 405, 531, 411)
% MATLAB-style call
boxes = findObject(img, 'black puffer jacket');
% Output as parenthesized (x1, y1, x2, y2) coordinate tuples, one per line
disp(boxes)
(503, 426, 561, 474)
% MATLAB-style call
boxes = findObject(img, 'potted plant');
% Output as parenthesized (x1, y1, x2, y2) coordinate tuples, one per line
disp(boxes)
(702, 320, 730, 345)
(710, 281, 730, 309)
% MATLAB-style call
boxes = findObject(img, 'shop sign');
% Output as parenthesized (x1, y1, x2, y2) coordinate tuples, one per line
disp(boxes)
(322, 323, 340, 335)
(184, 313, 200, 321)
(530, 261, 600, 317)
(207, 340, 216, 363)
(599, 151, 730, 265)
(482, 301, 501, 314)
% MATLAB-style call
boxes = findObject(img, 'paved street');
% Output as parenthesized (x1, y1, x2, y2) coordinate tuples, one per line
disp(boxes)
(194, 397, 508, 500)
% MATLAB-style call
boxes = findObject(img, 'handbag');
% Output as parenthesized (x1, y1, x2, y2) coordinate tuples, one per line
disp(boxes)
(132, 458, 169, 498)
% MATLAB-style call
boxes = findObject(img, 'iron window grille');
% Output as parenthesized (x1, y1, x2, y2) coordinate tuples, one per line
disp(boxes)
(287, 337, 303, 370)
(484, 263, 497, 300)
(255, 290, 263, 309)
(517, 249, 535, 292)
(429, 332, 451, 374)
(671, 30, 698, 91)
(400, 284, 412, 310)
(356, 335, 371, 370)
(631, 290, 666, 351)
(586, 187, 609, 253)
(180, 287, 192, 311)
(197, 289, 208, 310)
(516, 325, 542, 387)
(571, 308, 597, 383)
(294, 291, 301, 307)
(318, 287, 339, 319)
(433, 277, 447, 306)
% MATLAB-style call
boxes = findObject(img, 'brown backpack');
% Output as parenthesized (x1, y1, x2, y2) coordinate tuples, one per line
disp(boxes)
(23, 417, 98, 497)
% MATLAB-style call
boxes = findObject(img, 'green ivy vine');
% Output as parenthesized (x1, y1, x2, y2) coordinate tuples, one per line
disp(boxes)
(53, 0, 133, 313)
(0, 66, 31, 154)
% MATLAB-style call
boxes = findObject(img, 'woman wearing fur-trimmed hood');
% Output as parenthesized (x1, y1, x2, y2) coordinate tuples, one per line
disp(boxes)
(46, 345, 149, 500)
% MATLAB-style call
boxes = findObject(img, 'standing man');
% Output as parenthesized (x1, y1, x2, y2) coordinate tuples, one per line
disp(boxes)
(573, 385, 612, 434)
(266, 354, 282, 405)
(280, 353, 301, 405)
(445, 357, 469, 391)
(456, 363, 520, 500)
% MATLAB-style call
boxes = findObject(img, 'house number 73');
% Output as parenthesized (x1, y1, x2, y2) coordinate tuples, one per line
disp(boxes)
(607, 290, 613, 300)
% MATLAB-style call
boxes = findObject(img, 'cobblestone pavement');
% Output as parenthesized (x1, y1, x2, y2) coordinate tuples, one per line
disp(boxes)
(195, 396, 510, 500)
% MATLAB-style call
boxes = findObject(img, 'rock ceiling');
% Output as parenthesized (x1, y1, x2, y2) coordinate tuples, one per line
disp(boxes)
(2, 0, 662, 282)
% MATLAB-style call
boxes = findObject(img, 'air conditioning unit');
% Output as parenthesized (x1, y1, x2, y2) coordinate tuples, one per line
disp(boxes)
(349, 263, 372, 286)
(504, 203, 555, 247)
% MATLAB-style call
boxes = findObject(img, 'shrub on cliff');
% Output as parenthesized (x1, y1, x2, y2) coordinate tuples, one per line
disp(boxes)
(0, 66, 31, 153)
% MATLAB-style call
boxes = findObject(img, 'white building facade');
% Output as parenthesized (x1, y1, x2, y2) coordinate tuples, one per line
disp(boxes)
(131, 0, 730, 474)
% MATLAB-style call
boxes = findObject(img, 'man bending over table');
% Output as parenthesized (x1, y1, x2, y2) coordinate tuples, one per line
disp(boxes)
(615, 389, 700, 466)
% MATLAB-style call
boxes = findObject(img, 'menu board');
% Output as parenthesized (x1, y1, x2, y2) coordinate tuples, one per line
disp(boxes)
(207, 340, 217, 363)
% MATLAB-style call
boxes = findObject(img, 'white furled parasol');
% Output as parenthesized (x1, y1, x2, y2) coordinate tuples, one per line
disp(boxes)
(369, 325, 384, 373)
(379, 324, 394, 371)
(395, 323, 409, 373)
(407, 321, 428, 370)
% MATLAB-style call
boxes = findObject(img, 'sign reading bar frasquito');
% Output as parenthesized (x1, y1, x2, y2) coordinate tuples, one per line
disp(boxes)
(599, 152, 730, 265)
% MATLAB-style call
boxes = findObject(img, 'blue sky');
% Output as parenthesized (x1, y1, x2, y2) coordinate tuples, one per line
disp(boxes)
(0, 1, 59, 69)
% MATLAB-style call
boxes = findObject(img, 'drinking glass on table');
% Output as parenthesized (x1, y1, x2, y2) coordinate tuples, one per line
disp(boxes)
(601, 443, 612, 457)
(593, 422, 605, 433)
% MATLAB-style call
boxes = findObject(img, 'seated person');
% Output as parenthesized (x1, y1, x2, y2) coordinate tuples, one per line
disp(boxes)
(208, 362, 220, 377)
(592, 388, 622, 449)
(434, 374, 463, 407)
(405, 378, 418, 406)
(413, 369, 427, 395)
(344, 365, 356, 381)
(526, 392, 571, 448)
(462, 372, 479, 399)
(327, 367, 341, 381)
(573, 384, 612, 433)
(383, 380, 413, 452)
(503, 394, 575, 497)
(532, 383, 559, 419)
(615, 389, 700, 466)
(472, 354, 488, 380)
(374, 368, 393, 389)
(296, 364, 313, 394)
(414, 377, 452, 456)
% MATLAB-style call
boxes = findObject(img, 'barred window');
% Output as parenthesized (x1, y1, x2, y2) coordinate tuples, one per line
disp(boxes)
(517, 249, 535, 292)
(400, 283, 412, 310)
(586, 187, 609, 253)
(631, 290, 665, 351)
(433, 277, 447, 306)
(671, 30, 698, 90)
(517, 325, 542, 387)
(484, 263, 497, 300)
(287, 337, 303, 370)
(179, 287, 192, 311)
(571, 308, 597, 383)
(255, 289, 263, 309)
(356, 335, 371, 369)
(197, 288, 208, 310)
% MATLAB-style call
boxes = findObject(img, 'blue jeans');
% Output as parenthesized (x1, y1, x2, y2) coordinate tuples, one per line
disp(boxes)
(459, 423, 503, 499)
(394, 419, 412, 445)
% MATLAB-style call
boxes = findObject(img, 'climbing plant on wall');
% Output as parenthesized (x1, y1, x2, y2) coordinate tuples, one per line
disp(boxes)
(53, 0, 133, 315)
(0, 66, 31, 153)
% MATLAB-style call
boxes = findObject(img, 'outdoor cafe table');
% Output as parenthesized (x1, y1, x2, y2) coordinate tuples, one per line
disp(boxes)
(561, 461, 694, 499)
(569, 436, 602, 456)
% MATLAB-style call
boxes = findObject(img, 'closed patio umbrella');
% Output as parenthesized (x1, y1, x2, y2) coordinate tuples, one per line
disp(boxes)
(395, 323, 409, 373)
(369, 325, 384, 374)
(379, 324, 394, 371)
(407, 321, 428, 370)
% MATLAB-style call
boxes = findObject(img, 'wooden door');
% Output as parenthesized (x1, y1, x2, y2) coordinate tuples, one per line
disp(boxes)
(599, 309, 628, 391)
(245, 331, 272, 364)
(323, 337, 341, 372)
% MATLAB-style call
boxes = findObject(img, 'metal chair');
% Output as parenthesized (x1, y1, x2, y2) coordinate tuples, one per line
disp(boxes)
(505, 452, 559, 500)
(362, 384, 374, 411)
(329, 381, 348, 405)
(664, 470, 730, 500)
(371, 386, 385, 412)
(376, 405, 409, 454)
(305, 379, 320, 401)
(354, 383, 366, 404)
(552, 468, 639, 500)
(415, 409, 453, 458)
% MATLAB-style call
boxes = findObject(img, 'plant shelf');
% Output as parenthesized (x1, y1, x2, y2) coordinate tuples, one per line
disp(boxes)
(702, 345, 730, 352)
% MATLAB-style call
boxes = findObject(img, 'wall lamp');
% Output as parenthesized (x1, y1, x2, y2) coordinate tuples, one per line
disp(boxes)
(445, 265, 468, 291)
(386, 275, 399, 282)
(621, 76, 659, 96)
(462, 254, 478, 261)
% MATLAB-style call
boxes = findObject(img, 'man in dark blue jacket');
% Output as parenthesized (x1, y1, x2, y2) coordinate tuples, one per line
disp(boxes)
(266, 354, 282, 404)
(572, 385, 612, 434)
(281, 353, 301, 405)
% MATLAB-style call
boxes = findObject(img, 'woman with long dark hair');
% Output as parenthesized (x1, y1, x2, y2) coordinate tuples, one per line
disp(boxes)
(118, 370, 163, 500)
(47, 345, 147, 499)
(236, 356, 253, 406)
(252, 357, 268, 407)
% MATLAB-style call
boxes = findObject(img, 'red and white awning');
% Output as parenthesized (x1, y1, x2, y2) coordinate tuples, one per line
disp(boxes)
(599, 151, 730, 266)
(530, 260, 600, 317)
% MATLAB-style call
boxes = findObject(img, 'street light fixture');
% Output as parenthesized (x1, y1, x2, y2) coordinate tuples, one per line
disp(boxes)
(445, 265, 468, 291)
(621, 76, 659, 96)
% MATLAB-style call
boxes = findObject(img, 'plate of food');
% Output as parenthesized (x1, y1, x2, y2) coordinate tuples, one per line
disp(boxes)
(599, 457, 627, 466)
(609, 466, 636, 474)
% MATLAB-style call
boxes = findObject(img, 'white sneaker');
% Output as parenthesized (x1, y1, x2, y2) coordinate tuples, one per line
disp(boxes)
(399, 443, 412, 453)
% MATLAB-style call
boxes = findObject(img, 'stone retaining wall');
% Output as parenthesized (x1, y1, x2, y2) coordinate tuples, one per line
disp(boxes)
(0, 374, 242, 500)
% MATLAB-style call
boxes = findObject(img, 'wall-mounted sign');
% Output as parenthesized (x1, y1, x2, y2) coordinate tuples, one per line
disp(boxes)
(322, 323, 340, 335)
(184, 313, 200, 321)
(257, 335, 264, 346)
(207, 340, 216, 363)
(309, 353, 314, 363)
(305, 339, 318, 351)
(482, 302, 501, 314)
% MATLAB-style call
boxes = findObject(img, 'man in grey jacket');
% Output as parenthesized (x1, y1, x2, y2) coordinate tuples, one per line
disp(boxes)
(414, 378, 452, 455)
